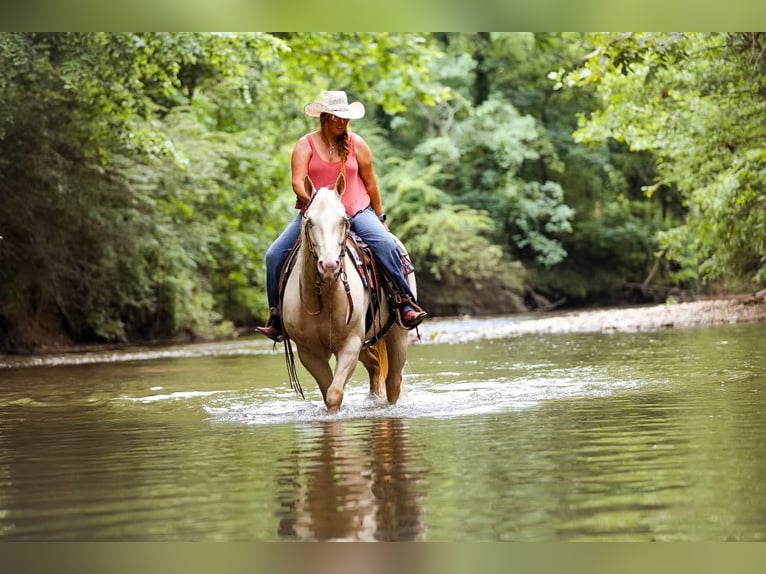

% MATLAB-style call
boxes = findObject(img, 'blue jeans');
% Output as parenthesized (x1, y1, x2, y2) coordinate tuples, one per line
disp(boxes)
(265, 207, 417, 310)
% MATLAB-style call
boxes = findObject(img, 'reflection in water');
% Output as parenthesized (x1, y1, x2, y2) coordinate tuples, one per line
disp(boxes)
(276, 418, 425, 541)
(0, 323, 765, 541)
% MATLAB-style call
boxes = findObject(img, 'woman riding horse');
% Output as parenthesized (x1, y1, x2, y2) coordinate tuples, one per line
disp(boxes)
(281, 174, 414, 412)
(256, 90, 427, 341)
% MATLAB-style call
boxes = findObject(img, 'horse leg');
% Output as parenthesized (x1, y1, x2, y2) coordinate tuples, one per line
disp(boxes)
(296, 347, 334, 404)
(325, 341, 363, 414)
(383, 328, 408, 405)
(359, 342, 387, 398)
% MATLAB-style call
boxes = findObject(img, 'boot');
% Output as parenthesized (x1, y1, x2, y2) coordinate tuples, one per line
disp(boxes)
(400, 304, 428, 329)
(393, 294, 427, 330)
(255, 308, 284, 342)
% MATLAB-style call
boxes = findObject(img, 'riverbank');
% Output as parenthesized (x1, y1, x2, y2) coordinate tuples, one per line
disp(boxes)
(416, 292, 766, 344)
(3, 293, 766, 367)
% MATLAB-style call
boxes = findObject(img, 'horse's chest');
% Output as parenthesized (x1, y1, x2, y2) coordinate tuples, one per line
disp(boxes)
(283, 291, 367, 348)
(285, 326, 362, 361)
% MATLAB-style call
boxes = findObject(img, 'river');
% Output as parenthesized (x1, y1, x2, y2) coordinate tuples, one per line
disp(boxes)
(1, 315, 765, 541)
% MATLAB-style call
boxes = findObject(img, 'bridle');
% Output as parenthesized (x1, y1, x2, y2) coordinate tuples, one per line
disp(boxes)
(300, 211, 355, 325)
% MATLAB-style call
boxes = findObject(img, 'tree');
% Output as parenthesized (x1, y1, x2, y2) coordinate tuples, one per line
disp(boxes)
(0, 33, 285, 349)
(567, 32, 766, 289)
(381, 159, 526, 315)
(0, 32, 446, 351)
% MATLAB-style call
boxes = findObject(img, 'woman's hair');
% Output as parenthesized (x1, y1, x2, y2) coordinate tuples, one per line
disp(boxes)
(319, 113, 350, 161)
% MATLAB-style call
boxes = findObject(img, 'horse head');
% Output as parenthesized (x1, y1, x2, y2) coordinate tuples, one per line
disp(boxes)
(302, 173, 350, 281)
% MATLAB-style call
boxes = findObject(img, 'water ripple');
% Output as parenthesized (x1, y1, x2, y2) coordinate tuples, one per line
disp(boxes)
(201, 367, 649, 425)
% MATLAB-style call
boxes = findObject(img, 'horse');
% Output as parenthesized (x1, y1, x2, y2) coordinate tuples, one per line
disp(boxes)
(280, 173, 414, 414)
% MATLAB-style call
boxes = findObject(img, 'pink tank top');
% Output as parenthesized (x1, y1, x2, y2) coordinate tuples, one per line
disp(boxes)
(302, 133, 371, 216)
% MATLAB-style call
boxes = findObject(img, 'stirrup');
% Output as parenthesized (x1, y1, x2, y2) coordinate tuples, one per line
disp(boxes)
(393, 295, 428, 330)
(255, 324, 284, 342)
(255, 308, 284, 342)
(400, 308, 427, 329)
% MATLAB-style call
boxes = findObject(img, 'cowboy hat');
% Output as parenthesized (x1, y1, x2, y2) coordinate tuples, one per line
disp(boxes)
(304, 91, 365, 120)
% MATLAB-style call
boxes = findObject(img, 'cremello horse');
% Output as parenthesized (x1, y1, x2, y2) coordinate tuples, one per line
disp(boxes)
(281, 173, 414, 414)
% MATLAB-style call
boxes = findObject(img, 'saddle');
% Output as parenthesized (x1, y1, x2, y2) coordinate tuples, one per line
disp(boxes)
(277, 232, 414, 347)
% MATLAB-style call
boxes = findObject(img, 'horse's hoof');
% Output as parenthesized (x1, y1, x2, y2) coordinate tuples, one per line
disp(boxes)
(325, 388, 344, 413)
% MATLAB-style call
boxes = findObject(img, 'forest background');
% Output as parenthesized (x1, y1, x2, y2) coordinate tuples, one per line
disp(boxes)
(1, 32, 764, 353)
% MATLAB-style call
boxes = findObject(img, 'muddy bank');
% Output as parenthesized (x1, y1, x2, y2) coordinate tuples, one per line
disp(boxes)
(416, 293, 766, 344)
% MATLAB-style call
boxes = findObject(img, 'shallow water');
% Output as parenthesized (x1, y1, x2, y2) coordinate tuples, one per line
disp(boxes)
(1, 318, 765, 540)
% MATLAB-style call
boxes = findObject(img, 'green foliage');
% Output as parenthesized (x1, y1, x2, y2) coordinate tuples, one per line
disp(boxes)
(4, 31, 761, 351)
(0, 32, 287, 349)
(381, 160, 526, 315)
(569, 32, 766, 288)
(468, 32, 674, 304)
(272, 33, 449, 115)
(0, 32, 445, 351)
(413, 94, 574, 268)
(537, 198, 664, 303)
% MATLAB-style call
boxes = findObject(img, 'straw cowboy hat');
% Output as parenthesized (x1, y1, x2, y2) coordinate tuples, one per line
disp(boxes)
(304, 91, 365, 119)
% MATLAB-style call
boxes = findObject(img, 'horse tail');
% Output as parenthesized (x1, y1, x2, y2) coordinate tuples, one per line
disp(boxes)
(377, 338, 389, 384)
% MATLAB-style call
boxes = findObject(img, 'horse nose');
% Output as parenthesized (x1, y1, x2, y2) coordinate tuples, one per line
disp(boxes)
(318, 258, 340, 277)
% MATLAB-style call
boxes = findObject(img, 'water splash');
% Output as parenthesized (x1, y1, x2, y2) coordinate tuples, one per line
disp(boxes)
(201, 367, 646, 426)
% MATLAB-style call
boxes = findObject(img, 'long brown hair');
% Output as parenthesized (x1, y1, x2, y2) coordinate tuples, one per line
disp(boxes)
(319, 113, 350, 162)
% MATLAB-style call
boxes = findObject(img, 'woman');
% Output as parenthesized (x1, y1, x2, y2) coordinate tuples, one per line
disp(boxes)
(256, 90, 427, 341)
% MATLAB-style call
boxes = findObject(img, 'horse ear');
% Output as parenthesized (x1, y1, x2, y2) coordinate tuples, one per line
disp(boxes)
(304, 176, 316, 197)
(335, 171, 346, 197)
